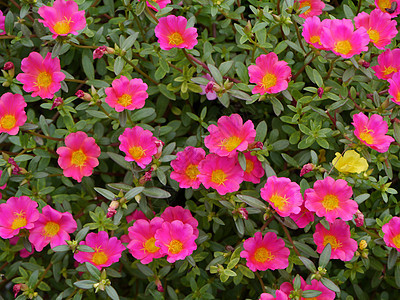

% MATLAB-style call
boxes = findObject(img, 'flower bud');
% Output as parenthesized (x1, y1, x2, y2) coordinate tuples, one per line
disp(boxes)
(300, 163, 315, 176)
(317, 87, 324, 98)
(76, 90, 92, 101)
(359, 239, 367, 250)
(139, 168, 153, 185)
(155, 278, 164, 292)
(248, 141, 264, 150)
(4, 62, 14, 71)
(93, 46, 108, 59)
(154, 139, 164, 159)
(354, 210, 364, 227)
(51, 97, 63, 110)
(238, 207, 248, 220)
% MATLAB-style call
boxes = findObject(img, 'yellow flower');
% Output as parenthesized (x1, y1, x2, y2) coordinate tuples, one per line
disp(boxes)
(332, 150, 368, 174)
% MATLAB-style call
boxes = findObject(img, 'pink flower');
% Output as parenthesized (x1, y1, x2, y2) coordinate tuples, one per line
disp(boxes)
(352, 112, 394, 153)
(243, 152, 265, 184)
(248, 53, 291, 95)
(170, 146, 206, 189)
(371, 49, 400, 80)
(126, 210, 149, 223)
(154, 15, 198, 51)
(28, 205, 77, 252)
(0, 10, 5, 35)
(313, 219, 358, 261)
(375, 0, 400, 17)
(16, 52, 65, 99)
(354, 9, 397, 50)
(127, 217, 165, 264)
(160, 206, 199, 238)
(0, 93, 27, 136)
(38, 0, 86, 39)
(259, 291, 288, 300)
(57, 131, 101, 182)
(240, 231, 290, 272)
(383, 217, 400, 251)
(304, 176, 357, 223)
(302, 17, 330, 50)
(105, 76, 148, 112)
(289, 203, 315, 228)
(118, 126, 158, 168)
(198, 154, 244, 195)
(74, 231, 126, 270)
(388, 72, 400, 105)
(142, 0, 171, 11)
(260, 176, 303, 217)
(204, 114, 256, 157)
(154, 220, 197, 263)
(0, 196, 39, 239)
(320, 19, 369, 59)
(298, 0, 325, 18)
(200, 74, 217, 100)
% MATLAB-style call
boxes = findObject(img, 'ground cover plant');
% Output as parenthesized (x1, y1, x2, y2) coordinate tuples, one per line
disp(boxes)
(1, 0, 400, 299)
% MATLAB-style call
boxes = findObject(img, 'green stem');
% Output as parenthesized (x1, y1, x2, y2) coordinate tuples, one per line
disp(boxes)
(65, 78, 87, 84)
(293, 19, 306, 53)
(26, 131, 64, 142)
(33, 262, 53, 291)
(255, 271, 267, 293)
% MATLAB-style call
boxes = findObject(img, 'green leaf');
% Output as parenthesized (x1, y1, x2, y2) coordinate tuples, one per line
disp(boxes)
(302, 290, 322, 298)
(207, 64, 223, 85)
(74, 280, 95, 290)
(234, 218, 244, 237)
(137, 263, 154, 276)
(343, 4, 354, 18)
(105, 286, 120, 300)
(237, 152, 247, 171)
(85, 262, 101, 280)
(142, 187, 171, 198)
(255, 121, 268, 142)
(312, 69, 323, 87)
(5, 11, 14, 35)
(388, 248, 398, 270)
(320, 277, 340, 293)
(122, 32, 139, 50)
(125, 187, 145, 200)
(132, 108, 155, 122)
(228, 89, 252, 101)
(75, 226, 90, 242)
(299, 256, 316, 272)
(77, 245, 95, 252)
(0, 169, 9, 186)
(82, 50, 95, 80)
(52, 245, 70, 252)
(236, 194, 266, 210)
(114, 56, 124, 75)
(219, 61, 234, 76)
(107, 152, 130, 170)
(393, 122, 400, 144)
(28, 270, 39, 288)
(94, 187, 115, 200)
(319, 243, 331, 267)
(281, 153, 299, 168)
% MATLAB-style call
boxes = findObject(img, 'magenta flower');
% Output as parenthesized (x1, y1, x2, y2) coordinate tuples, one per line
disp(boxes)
(289, 202, 315, 228)
(243, 152, 265, 184)
(304, 176, 357, 223)
(372, 49, 400, 80)
(118, 126, 158, 168)
(0, 10, 5, 35)
(105, 76, 148, 112)
(16, 52, 65, 99)
(154, 15, 198, 51)
(302, 17, 331, 50)
(298, 0, 325, 19)
(126, 210, 150, 223)
(375, 0, 400, 16)
(320, 19, 369, 58)
(352, 112, 394, 153)
(142, 0, 171, 11)
(160, 206, 199, 238)
(38, 0, 86, 39)
(200, 74, 217, 100)
(0, 93, 27, 136)
(204, 114, 256, 157)
(382, 217, 400, 252)
(354, 9, 397, 50)
(57, 131, 101, 182)
(198, 154, 244, 195)
(155, 220, 197, 263)
(313, 219, 358, 261)
(29, 205, 77, 252)
(0, 196, 39, 239)
(74, 231, 126, 270)
(170, 146, 206, 189)
(388, 72, 400, 105)
(240, 231, 289, 272)
(248, 53, 291, 95)
(127, 217, 165, 264)
(259, 291, 288, 300)
(260, 176, 303, 217)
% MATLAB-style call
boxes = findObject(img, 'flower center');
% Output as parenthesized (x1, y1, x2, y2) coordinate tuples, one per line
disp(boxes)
(379, 0, 392, 10)
(211, 169, 226, 185)
(359, 128, 374, 145)
(54, 19, 72, 35)
(245, 159, 254, 173)
(43, 221, 60, 237)
(261, 73, 277, 90)
(254, 247, 274, 263)
(221, 136, 242, 152)
(168, 239, 183, 254)
(367, 28, 380, 43)
(71, 150, 87, 167)
(185, 164, 200, 180)
(144, 237, 159, 253)
(0, 115, 16, 130)
(92, 250, 108, 265)
(117, 94, 132, 107)
(168, 32, 184, 46)
(269, 193, 288, 211)
(393, 234, 400, 248)
(129, 146, 145, 160)
(383, 66, 397, 76)
(334, 40, 352, 55)
(11, 211, 27, 230)
(36, 72, 52, 88)
(322, 194, 339, 211)
(299, 0, 312, 16)
(323, 235, 342, 250)
(310, 35, 321, 45)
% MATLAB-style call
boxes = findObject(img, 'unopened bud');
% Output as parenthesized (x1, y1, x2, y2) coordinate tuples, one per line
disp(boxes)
(8, 158, 21, 174)
(134, 194, 141, 203)
(76, 90, 92, 101)
(354, 210, 364, 227)
(300, 163, 315, 176)
(4, 62, 14, 71)
(248, 141, 264, 150)
(51, 97, 63, 110)
(106, 200, 119, 218)
(359, 240, 367, 250)
(139, 168, 153, 185)
(238, 207, 248, 220)
(154, 139, 164, 159)
(317, 87, 324, 98)
(155, 278, 164, 292)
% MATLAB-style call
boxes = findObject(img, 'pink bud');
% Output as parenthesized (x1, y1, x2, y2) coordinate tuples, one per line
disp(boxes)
(154, 139, 164, 159)
(205, 81, 215, 93)
(106, 207, 117, 218)
(93, 46, 108, 59)
(317, 87, 324, 98)
(300, 163, 315, 177)
(354, 210, 364, 227)
(8, 158, 21, 174)
(155, 278, 164, 292)
(248, 141, 264, 150)
(13, 284, 22, 297)
(361, 61, 370, 68)
(238, 207, 248, 220)
(4, 62, 14, 71)
(75, 90, 85, 98)
(51, 97, 63, 110)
